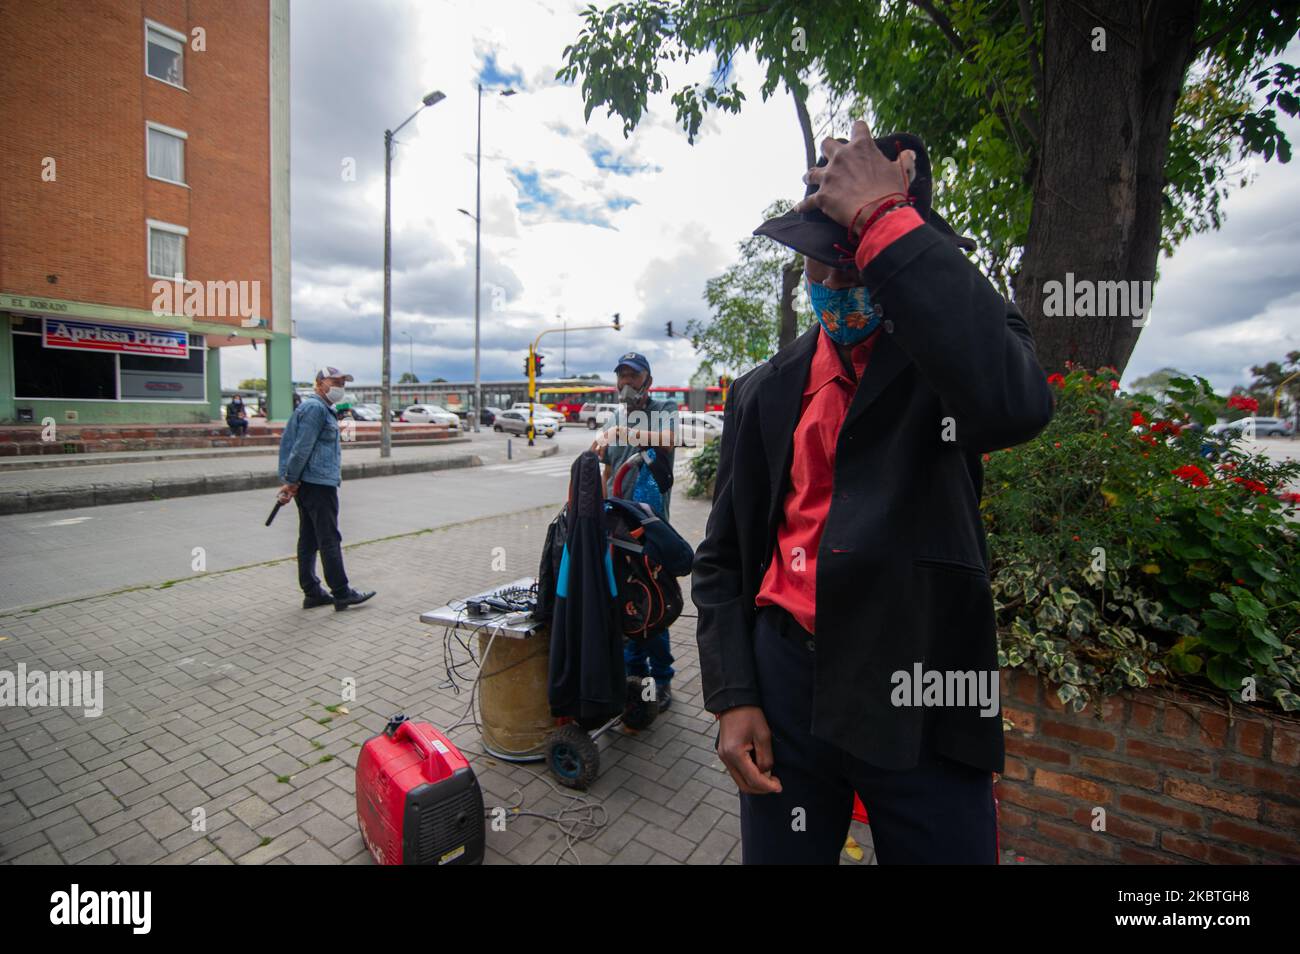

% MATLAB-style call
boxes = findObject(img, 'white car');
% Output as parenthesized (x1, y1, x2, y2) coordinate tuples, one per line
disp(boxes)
(579, 402, 621, 429)
(1208, 416, 1293, 438)
(494, 409, 556, 438)
(679, 411, 725, 445)
(401, 404, 460, 428)
(509, 403, 566, 429)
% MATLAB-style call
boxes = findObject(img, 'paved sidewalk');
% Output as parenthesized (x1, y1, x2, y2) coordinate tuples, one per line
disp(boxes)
(0, 438, 558, 515)
(0, 495, 882, 865)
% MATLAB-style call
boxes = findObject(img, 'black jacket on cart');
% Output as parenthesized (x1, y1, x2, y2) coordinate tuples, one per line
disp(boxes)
(548, 451, 625, 723)
(692, 222, 1055, 776)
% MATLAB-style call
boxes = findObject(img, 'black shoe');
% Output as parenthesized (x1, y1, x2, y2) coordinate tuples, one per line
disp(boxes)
(657, 683, 672, 713)
(302, 592, 333, 609)
(334, 589, 376, 611)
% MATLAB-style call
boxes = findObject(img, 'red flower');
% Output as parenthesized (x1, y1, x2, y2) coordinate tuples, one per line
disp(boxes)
(1053, 441, 1061, 448)
(1131, 411, 1147, 426)
(1280, 492, 1300, 504)
(1232, 477, 1269, 495)
(1172, 465, 1209, 487)
(1046, 373, 1065, 388)
(1227, 395, 1259, 413)
(1108, 380, 1119, 391)
(1139, 434, 1157, 445)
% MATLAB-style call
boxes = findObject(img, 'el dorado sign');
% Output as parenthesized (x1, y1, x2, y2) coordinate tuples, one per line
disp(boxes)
(43, 318, 189, 358)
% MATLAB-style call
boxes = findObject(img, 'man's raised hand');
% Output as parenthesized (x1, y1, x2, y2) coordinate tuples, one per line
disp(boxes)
(795, 119, 917, 238)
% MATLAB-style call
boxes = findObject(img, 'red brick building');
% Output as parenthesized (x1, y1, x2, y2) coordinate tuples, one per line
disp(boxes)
(0, 0, 292, 425)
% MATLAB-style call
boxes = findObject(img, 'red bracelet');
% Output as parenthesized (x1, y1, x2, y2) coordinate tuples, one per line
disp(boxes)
(848, 192, 908, 240)
(858, 197, 913, 238)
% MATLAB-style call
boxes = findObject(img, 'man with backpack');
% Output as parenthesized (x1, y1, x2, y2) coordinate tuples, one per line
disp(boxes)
(591, 352, 680, 711)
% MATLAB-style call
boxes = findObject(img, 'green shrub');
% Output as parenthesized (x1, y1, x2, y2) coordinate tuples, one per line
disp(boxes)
(985, 367, 1300, 713)
(688, 435, 721, 498)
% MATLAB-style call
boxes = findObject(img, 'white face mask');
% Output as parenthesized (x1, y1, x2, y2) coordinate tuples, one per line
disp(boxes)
(325, 386, 346, 404)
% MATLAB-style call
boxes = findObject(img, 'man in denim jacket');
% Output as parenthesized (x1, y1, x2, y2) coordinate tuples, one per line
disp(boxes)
(277, 366, 376, 611)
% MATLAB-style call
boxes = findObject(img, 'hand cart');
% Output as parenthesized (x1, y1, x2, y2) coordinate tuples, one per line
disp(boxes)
(419, 577, 659, 789)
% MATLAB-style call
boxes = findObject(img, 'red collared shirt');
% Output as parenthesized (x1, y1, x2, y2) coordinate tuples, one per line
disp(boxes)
(753, 328, 878, 634)
(753, 205, 924, 635)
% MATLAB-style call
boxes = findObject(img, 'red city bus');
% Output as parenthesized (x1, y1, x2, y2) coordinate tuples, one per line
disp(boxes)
(537, 386, 608, 421)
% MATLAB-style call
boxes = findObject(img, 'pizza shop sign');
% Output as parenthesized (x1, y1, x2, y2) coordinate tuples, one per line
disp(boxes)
(42, 319, 189, 358)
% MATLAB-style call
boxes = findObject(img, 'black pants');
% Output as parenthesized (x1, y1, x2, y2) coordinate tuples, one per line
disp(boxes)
(737, 604, 997, 864)
(295, 481, 350, 598)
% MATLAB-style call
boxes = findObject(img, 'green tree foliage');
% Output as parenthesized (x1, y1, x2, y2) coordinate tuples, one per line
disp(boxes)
(558, 1, 1300, 372)
(688, 199, 815, 378)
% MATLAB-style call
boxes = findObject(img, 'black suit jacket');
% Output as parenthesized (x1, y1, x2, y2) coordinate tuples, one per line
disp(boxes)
(692, 221, 1054, 774)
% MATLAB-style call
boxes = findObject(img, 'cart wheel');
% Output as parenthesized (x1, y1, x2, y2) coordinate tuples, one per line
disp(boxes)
(622, 676, 658, 731)
(546, 724, 599, 790)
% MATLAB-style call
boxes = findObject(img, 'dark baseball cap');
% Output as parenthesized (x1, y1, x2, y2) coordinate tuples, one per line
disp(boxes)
(754, 131, 976, 269)
(614, 352, 651, 376)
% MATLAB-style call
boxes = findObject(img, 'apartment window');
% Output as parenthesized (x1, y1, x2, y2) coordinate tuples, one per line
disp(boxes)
(145, 21, 185, 87)
(146, 123, 186, 184)
(148, 220, 187, 279)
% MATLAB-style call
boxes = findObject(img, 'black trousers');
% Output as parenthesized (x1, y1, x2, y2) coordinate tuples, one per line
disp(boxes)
(737, 604, 997, 864)
(295, 481, 350, 598)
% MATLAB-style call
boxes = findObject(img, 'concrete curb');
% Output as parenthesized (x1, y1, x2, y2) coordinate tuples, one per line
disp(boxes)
(0, 436, 473, 472)
(0, 453, 483, 515)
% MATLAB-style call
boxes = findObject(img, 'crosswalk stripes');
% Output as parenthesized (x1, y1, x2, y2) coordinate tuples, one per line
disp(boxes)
(478, 457, 575, 477)
(480, 445, 703, 480)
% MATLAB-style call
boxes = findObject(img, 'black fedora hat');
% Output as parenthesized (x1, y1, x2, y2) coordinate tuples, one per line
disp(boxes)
(754, 131, 976, 268)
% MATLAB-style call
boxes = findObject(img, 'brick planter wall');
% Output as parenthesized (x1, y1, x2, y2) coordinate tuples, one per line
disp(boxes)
(996, 669, 1300, 864)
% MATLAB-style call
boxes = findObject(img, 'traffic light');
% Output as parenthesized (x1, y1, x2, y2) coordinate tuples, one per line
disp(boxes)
(612, 312, 621, 330)
(666, 321, 673, 337)
(522, 355, 531, 377)
(535, 353, 545, 376)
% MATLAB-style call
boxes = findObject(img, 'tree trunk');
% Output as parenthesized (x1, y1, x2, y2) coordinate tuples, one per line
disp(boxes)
(779, 87, 818, 350)
(779, 259, 801, 348)
(1013, 0, 1199, 375)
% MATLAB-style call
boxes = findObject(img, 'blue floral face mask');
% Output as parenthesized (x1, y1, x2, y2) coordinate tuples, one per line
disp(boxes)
(807, 280, 879, 345)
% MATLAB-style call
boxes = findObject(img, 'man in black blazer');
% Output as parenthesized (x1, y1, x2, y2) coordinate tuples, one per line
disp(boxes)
(692, 121, 1054, 864)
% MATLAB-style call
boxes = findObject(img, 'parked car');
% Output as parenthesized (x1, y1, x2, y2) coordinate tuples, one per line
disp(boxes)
(480, 406, 503, 426)
(579, 402, 621, 429)
(494, 409, 556, 438)
(350, 403, 384, 422)
(401, 404, 461, 428)
(678, 410, 725, 445)
(1208, 416, 1293, 438)
(509, 403, 566, 429)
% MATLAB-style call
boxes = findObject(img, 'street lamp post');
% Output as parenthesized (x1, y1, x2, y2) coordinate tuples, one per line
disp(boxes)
(382, 89, 445, 457)
(464, 83, 515, 433)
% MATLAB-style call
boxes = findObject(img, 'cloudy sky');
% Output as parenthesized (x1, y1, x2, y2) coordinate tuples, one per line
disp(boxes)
(219, 1, 1300, 396)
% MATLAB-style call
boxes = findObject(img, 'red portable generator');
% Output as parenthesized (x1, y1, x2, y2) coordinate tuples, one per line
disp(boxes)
(356, 714, 485, 865)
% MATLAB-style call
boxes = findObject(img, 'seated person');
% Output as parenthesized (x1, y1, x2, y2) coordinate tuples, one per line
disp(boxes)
(226, 395, 249, 437)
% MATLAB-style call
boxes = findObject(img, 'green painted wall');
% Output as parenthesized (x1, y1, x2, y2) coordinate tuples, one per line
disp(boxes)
(0, 322, 14, 423)
(207, 347, 223, 420)
(13, 400, 213, 425)
(266, 332, 293, 422)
